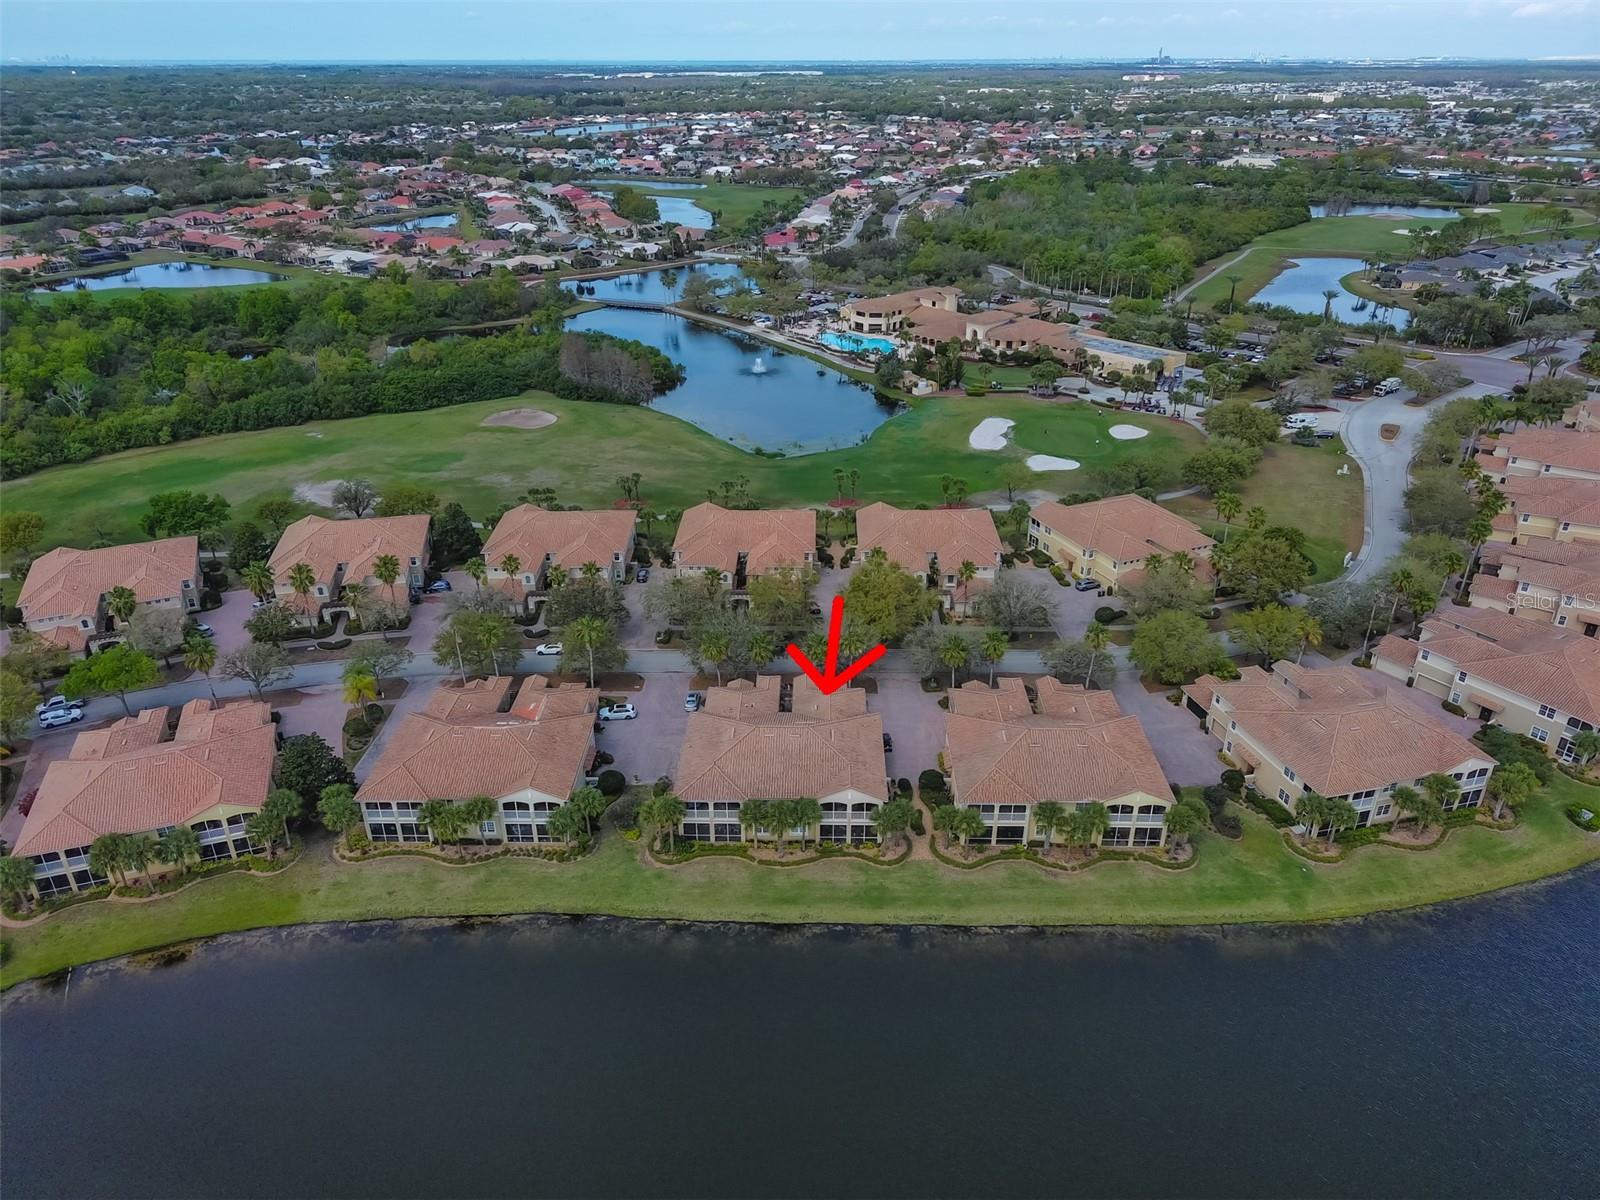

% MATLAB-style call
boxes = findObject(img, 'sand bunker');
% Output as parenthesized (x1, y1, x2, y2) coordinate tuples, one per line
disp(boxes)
(968, 417, 1015, 450)
(1108, 424, 1149, 441)
(1472, 207, 1501, 214)
(1026, 455, 1080, 472)
(293, 480, 353, 507)
(482, 407, 558, 430)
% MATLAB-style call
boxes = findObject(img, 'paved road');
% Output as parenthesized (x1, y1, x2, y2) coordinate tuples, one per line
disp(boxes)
(1175, 247, 1254, 304)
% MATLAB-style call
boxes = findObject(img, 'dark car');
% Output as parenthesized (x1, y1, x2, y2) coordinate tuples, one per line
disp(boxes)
(636, 567, 650, 583)
(426, 579, 452, 593)
(882, 732, 894, 753)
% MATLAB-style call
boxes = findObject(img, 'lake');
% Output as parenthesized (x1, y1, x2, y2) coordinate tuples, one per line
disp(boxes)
(1309, 202, 1461, 220)
(570, 305, 897, 454)
(1252, 256, 1412, 329)
(582, 180, 714, 229)
(32, 261, 285, 292)
(3, 870, 1596, 1199)
(553, 120, 657, 137)
(368, 212, 460, 233)
(568, 260, 744, 305)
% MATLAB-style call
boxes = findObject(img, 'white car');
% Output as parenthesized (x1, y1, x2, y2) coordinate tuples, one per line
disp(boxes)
(598, 703, 638, 721)
(35, 695, 84, 717)
(39, 706, 86, 730)
(534, 642, 563, 656)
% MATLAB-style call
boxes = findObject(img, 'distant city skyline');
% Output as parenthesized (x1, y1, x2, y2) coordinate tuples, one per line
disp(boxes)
(4, 0, 1598, 65)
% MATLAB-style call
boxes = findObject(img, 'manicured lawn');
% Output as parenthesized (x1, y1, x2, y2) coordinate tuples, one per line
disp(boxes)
(672, 183, 804, 227)
(1169, 439, 1364, 581)
(24, 249, 323, 299)
(4, 784, 1595, 988)
(3, 394, 1203, 551)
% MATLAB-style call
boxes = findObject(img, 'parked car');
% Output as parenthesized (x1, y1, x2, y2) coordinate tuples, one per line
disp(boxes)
(39, 706, 86, 730)
(534, 642, 563, 656)
(882, 732, 894, 753)
(426, 579, 452, 593)
(190, 621, 215, 637)
(1372, 376, 1403, 397)
(1073, 577, 1101, 592)
(598, 703, 637, 721)
(1315, 429, 1339, 440)
(684, 692, 704, 712)
(635, 567, 650, 584)
(35, 695, 84, 717)
(251, 598, 273, 610)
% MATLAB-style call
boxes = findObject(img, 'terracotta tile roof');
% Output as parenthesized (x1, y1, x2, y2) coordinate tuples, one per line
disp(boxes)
(356, 679, 597, 804)
(1502, 475, 1600, 526)
(423, 676, 513, 721)
(676, 676, 886, 803)
(1030, 494, 1213, 565)
(482, 505, 636, 577)
(269, 514, 429, 589)
(18, 537, 198, 623)
(855, 503, 1002, 575)
(1183, 663, 1485, 796)
(1486, 428, 1600, 476)
(14, 700, 276, 858)
(672, 503, 815, 575)
(944, 680, 1168, 807)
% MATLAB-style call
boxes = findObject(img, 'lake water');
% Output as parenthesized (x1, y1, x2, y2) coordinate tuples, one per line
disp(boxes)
(587, 185, 712, 230)
(32, 261, 285, 292)
(368, 212, 459, 233)
(568, 260, 744, 305)
(1252, 256, 1412, 329)
(3, 870, 1596, 1199)
(569, 305, 896, 454)
(1309, 202, 1461, 220)
(553, 120, 656, 137)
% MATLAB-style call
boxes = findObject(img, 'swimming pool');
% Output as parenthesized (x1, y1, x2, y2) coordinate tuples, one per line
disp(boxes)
(821, 331, 896, 355)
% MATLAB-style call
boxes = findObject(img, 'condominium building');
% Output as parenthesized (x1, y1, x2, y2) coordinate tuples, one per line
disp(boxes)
(670, 503, 815, 590)
(1477, 428, 1600, 483)
(1028, 493, 1214, 593)
(855, 502, 1002, 611)
(268, 514, 431, 616)
(16, 536, 202, 654)
(482, 505, 638, 604)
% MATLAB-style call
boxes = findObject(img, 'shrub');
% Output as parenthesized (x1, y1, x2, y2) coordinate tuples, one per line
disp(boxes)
(1094, 606, 1125, 624)
(1441, 700, 1467, 717)
(1049, 564, 1068, 584)
(918, 768, 948, 796)
(910, 807, 926, 836)
(342, 714, 372, 741)
(1220, 769, 1246, 795)
(1564, 801, 1600, 832)
(593, 750, 615, 767)
(1211, 813, 1243, 839)
(345, 829, 372, 853)
(318, 637, 353, 651)
(1475, 726, 1555, 784)
(1245, 789, 1295, 826)
(896, 777, 912, 796)
(1199, 784, 1231, 814)
(653, 775, 673, 796)
(597, 769, 627, 796)
(2, 604, 22, 625)
(364, 702, 385, 724)
(609, 792, 642, 830)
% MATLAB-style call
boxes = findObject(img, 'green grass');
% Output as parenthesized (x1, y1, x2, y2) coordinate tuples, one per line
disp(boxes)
(660, 183, 804, 228)
(4, 783, 1595, 988)
(3, 393, 1203, 551)
(1170, 439, 1364, 582)
(24, 249, 323, 300)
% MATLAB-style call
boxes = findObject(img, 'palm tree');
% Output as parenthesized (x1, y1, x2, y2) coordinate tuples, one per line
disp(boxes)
(765, 798, 797, 857)
(956, 559, 978, 612)
(465, 556, 488, 593)
(1420, 773, 1460, 824)
(1224, 273, 1244, 313)
(246, 810, 283, 859)
(547, 803, 587, 844)
(372, 554, 402, 606)
(1213, 491, 1242, 542)
(699, 629, 731, 685)
(932, 802, 964, 852)
(1391, 785, 1432, 836)
(740, 796, 770, 847)
(1033, 800, 1069, 853)
(1082, 621, 1110, 687)
(1294, 613, 1323, 665)
(790, 798, 822, 851)
(567, 615, 611, 687)
(89, 833, 131, 888)
(498, 553, 522, 592)
(1321, 796, 1358, 850)
(567, 786, 607, 836)
(1571, 730, 1600, 767)
(748, 630, 777, 670)
(1321, 289, 1340, 321)
(872, 797, 915, 853)
(1460, 513, 1495, 599)
(121, 835, 156, 893)
(286, 561, 318, 624)
(242, 561, 275, 602)
(105, 585, 138, 628)
(155, 826, 201, 877)
(1294, 791, 1330, 842)
(980, 628, 1009, 684)
(1071, 802, 1109, 858)
(0, 854, 38, 914)
(952, 806, 987, 858)
(418, 799, 468, 852)
(938, 633, 970, 688)
(182, 632, 219, 702)
(643, 793, 685, 852)
(1163, 797, 1207, 852)
(1386, 565, 1417, 628)
(343, 669, 380, 707)
(1487, 762, 1538, 822)
(1245, 506, 1268, 531)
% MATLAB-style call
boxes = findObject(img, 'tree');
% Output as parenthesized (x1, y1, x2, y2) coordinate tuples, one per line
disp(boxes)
(105, 585, 139, 627)
(432, 502, 483, 568)
(972, 571, 1050, 634)
(1033, 800, 1069, 852)
(565, 615, 617, 687)
(155, 825, 202, 877)
(1420, 773, 1461, 826)
(127, 605, 186, 666)
(1214, 529, 1309, 606)
(873, 796, 916, 853)
(1123, 554, 1210, 618)
(1393, 784, 1442, 837)
(1487, 761, 1538, 822)
(1129, 610, 1230, 685)
(432, 608, 521, 678)
(746, 565, 817, 636)
(372, 554, 403, 606)
(286, 561, 318, 622)
(739, 796, 771, 847)
(342, 668, 380, 707)
(544, 573, 629, 629)
(317, 784, 362, 843)
(464, 556, 488, 593)
(182, 632, 219, 702)
(1203, 400, 1282, 447)
(1233, 603, 1301, 666)
(956, 560, 979, 611)
(141, 491, 231, 540)
(228, 521, 273, 574)
(547, 803, 587, 844)
(567, 786, 608, 836)
(61, 644, 159, 717)
(245, 602, 301, 647)
(1571, 730, 1600, 766)
(1213, 491, 1242, 542)
(938, 632, 973, 687)
(1041, 636, 1115, 689)
(791, 798, 823, 851)
(0, 854, 38, 913)
(346, 641, 414, 696)
(1163, 796, 1208, 851)
(374, 484, 439, 518)
(331, 479, 378, 518)
(949, 806, 988, 858)
(90, 833, 133, 888)
(275, 733, 354, 808)
(121, 834, 156, 893)
(1320, 795, 1358, 850)
(219, 643, 292, 699)
(0, 510, 45, 557)
(641, 793, 686, 851)
(255, 499, 297, 537)
(1068, 802, 1109, 858)
(979, 628, 1009, 684)
(246, 809, 284, 860)
(1181, 439, 1261, 494)
(417, 799, 469, 850)
(0, 668, 41, 744)
(842, 549, 939, 642)
(241, 561, 275, 602)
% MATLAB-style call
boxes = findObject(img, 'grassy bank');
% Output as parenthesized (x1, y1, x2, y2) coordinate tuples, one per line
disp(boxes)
(22, 249, 324, 299)
(4, 392, 1204, 551)
(3, 782, 1595, 987)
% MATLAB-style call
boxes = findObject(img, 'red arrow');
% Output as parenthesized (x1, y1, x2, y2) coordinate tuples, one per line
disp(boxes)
(787, 595, 885, 695)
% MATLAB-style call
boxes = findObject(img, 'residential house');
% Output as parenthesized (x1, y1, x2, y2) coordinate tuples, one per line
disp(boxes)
(1492, 473, 1600, 548)
(1478, 428, 1600, 483)
(1469, 536, 1600, 632)
(16, 536, 202, 654)
(855, 503, 1003, 610)
(670, 503, 815, 590)
(354, 676, 599, 844)
(268, 514, 431, 618)
(1375, 607, 1600, 761)
(482, 505, 638, 606)
(674, 676, 888, 844)
(14, 699, 279, 900)
(1184, 662, 1495, 827)
(944, 677, 1173, 847)
(1027, 494, 1214, 593)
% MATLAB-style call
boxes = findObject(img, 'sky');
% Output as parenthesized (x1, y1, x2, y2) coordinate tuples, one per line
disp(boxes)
(2, 0, 1597, 64)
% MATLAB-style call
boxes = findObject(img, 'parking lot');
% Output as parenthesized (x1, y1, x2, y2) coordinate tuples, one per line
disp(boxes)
(595, 669, 696, 785)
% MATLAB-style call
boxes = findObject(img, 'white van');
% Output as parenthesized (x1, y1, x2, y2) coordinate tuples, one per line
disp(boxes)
(1372, 377, 1403, 396)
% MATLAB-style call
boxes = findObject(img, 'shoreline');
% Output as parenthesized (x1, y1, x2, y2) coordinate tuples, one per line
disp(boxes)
(7, 857, 1596, 1000)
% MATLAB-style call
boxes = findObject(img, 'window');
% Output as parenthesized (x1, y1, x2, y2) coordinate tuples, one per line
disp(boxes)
(1520, 513, 1532, 523)
(1375, 803, 1392, 818)
(1284, 767, 1297, 783)
(1457, 671, 1468, 682)
(1450, 692, 1462, 704)
(1519, 581, 1531, 592)
(1278, 789, 1291, 804)
(1419, 649, 1430, 661)
(1558, 616, 1569, 627)
(480, 821, 497, 835)
(1562, 522, 1572, 532)
(1538, 704, 1557, 719)
(1531, 727, 1549, 743)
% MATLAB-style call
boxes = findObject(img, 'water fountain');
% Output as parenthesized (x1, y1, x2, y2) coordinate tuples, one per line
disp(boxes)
(751, 355, 767, 375)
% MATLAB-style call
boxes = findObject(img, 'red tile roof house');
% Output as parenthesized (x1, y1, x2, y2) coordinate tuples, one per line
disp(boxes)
(854, 503, 1003, 613)
(267, 515, 431, 622)
(670, 503, 816, 591)
(943, 677, 1173, 848)
(674, 675, 889, 845)
(354, 676, 598, 845)
(17, 537, 202, 655)
(15, 698, 278, 900)
(481, 505, 639, 608)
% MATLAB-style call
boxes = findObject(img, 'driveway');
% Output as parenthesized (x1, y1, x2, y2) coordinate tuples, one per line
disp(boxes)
(1015, 565, 1104, 640)
(207, 586, 259, 655)
(599, 670, 695, 787)
(274, 684, 353, 746)
(873, 675, 946, 786)
(1109, 665, 1223, 788)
